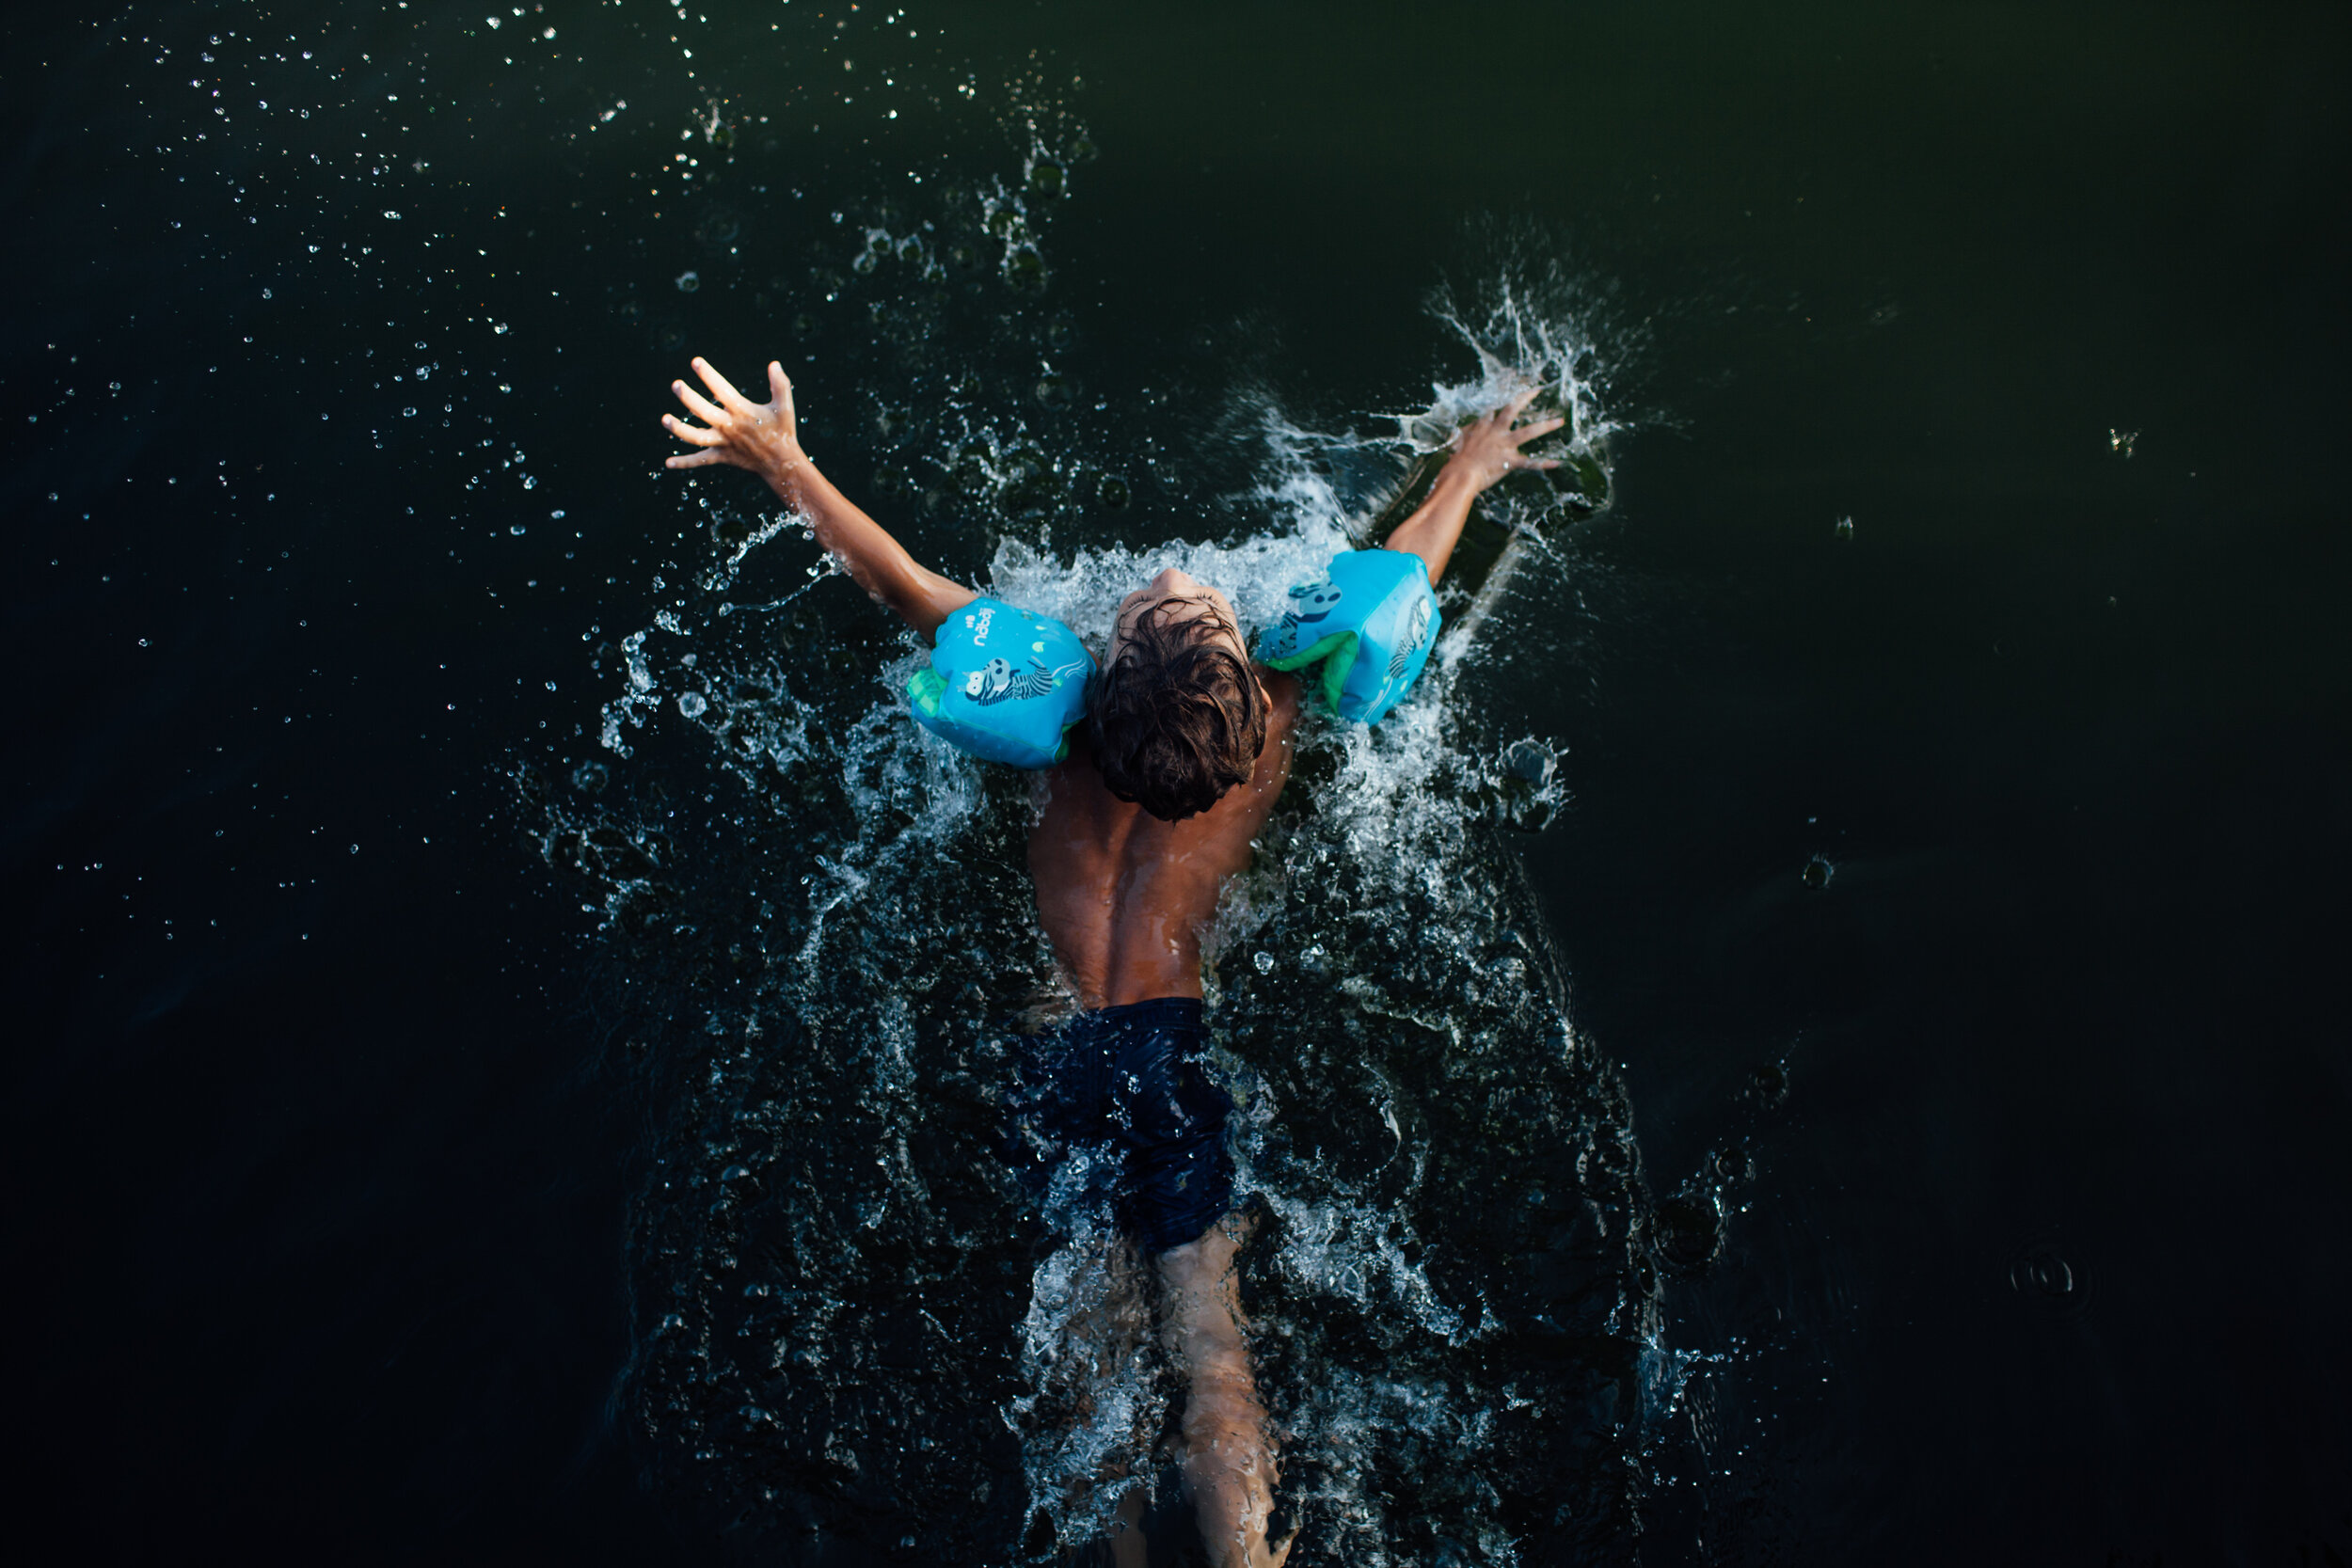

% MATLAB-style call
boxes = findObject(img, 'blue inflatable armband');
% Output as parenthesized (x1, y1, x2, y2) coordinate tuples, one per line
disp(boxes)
(907, 597, 1095, 768)
(1253, 548, 1440, 725)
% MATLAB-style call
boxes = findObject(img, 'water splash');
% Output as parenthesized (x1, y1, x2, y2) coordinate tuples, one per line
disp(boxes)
(535, 219, 1677, 1561)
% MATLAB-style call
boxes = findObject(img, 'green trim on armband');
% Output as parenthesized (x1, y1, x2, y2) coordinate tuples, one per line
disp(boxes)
(908, 667, 946, 720)
(1258, 627, 1360, 717)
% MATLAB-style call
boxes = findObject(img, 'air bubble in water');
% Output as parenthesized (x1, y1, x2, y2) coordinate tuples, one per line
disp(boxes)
(694, 207, 740, 247)
(1802, 854, 1833, 889)
(1653, 1195, 1723, 1274)
(678, 691, 708, 718)
(1503, 738, 1555, 786)
(1253, 950, 1275, 974)
(2010, 1242, 2082, 1307)
(1004, 245, 1046, 293)
(675, 270, 700, 293)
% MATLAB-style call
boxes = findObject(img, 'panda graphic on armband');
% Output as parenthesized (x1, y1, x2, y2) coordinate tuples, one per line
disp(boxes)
(964, 655, 1091, 705)
(1264, 578, 1344, 660)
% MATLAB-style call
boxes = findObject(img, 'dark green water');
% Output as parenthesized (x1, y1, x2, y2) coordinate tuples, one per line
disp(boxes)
(5, 1, 2347, 1561)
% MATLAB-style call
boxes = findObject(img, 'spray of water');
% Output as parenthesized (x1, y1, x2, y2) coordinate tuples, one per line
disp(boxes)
(524, 150, 1689, 1559)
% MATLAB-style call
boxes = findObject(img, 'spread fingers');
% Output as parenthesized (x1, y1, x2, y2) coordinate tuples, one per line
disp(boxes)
(691, 356, 755, 414)
(662, 413, 725, 446)
(672, 378, 728, 427)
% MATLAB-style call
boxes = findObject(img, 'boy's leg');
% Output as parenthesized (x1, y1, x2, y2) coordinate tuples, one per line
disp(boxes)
(1157, 1218, 1291, 1568)
(1108, 1485, 1150, 1568)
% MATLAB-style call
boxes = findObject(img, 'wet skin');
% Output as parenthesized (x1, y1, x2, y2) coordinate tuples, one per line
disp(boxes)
(1027, 570, 1302, 1010)
(1022, 370, 1564, 1013)
(663, 356, 1559, 1568)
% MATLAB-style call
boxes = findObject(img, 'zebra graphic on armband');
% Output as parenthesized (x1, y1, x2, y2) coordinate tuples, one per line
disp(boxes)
(1388, 594, 1432, 679)
(964, 656, 1090, 705)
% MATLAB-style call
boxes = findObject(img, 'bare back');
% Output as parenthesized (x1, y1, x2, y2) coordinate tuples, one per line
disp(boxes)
(1027, 671, 1301, 1010)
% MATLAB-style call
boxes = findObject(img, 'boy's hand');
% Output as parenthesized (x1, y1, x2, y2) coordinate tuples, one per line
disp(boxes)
(1382, 387, 1568, 582)
(662, 356, 806, 485)
(1440, 387, 1565, 495)
(656, 356, 975, 634)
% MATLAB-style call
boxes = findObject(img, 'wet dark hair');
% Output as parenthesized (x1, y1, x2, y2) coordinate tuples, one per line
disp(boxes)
(1087, 596, 1268, 822)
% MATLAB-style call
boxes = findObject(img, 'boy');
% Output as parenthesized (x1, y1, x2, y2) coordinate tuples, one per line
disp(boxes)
(661, 355, 1559, 1567)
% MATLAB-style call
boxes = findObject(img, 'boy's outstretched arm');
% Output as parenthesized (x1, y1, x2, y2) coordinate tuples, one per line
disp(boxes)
(1379, 388, 1564, 586)
(662, 356, 976, 637)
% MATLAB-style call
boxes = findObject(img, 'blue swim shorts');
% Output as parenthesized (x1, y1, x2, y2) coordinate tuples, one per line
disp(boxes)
(1011, 996, 1236, 1254)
